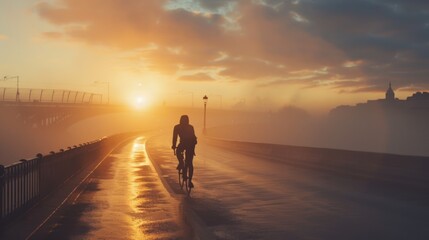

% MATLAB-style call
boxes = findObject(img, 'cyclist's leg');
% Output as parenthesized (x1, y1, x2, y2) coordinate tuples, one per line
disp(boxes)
(176, 144, 185, 170)
(185, 146, 195, 181)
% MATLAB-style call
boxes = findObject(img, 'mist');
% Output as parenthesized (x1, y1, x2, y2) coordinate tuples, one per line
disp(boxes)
(207, 105, 429, 157)
(2, 102, 428, 166)
(0, 106, 214, 165)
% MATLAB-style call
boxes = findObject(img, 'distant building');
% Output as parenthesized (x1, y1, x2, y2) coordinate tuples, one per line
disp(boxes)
(406, 92, 429, 101)
(330, 83, 429, 116)
(328, 83, 429, 157)
(385, 82, 395, 101)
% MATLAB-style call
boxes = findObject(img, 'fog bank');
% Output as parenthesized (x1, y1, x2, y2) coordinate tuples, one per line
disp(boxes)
(2, 104, 428, 166)
(0, 107, 208, 166)
(207, 106, 429, 157)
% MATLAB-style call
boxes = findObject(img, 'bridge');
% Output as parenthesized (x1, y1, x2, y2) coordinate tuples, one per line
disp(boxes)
(1, 130, 429, 239)
(1, 102, 429, 239)
(0, 87, 126, 128)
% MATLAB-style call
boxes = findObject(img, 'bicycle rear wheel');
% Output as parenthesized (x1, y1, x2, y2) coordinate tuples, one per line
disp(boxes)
(178, 168, 184, 189)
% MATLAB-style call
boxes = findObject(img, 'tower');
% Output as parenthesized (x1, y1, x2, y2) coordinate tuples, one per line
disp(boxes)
(385, 82, 395, 101)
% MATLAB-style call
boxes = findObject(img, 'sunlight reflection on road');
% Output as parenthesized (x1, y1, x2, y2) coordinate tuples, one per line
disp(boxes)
(129, 137, 149, 239)
(126, 136, 185, 239)
(36, 136, 188, 239)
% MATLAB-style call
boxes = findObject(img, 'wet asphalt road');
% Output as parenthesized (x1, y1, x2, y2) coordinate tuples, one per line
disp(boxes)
(30, 136, 191, 240)
(19, 133, 429, 240)
(146, 133, 429, 240)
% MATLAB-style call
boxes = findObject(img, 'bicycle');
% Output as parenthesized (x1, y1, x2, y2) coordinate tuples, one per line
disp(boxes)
(175, 149, 192, 196)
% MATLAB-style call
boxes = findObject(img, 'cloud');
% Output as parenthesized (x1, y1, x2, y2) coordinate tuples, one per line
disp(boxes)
(0, 34, 7, 41)
(198, 0, 231, 10)
(178, 72, 216, 81)
(218, 58, 288, 80)
(35, 0, 429, 92)
(292, 0, 429, 89)
(397, 85, 429, 92)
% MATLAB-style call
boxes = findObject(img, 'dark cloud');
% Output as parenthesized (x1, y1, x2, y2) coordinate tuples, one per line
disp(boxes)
(290, 0, 429, 90)
(36, 0, 429, 92)
(197, 0, 231, 10)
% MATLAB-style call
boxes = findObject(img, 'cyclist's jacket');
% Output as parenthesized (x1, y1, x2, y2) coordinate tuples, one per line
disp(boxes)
(172, 123, 197, 147)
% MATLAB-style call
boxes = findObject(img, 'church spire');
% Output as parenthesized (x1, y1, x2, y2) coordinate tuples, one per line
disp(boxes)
(386, 82, 395, 101)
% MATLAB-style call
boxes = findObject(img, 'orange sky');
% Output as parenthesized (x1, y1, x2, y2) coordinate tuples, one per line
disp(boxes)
(1, 0, 427, 114)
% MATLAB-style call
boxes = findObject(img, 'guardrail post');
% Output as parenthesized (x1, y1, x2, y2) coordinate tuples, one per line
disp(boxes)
(0, 165, 5, 221)
(36, 154, 43, 197)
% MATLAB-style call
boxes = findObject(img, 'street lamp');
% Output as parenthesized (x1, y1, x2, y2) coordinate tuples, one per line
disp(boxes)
(94, 81, 110, 104)
(3, 76, 19, 102)
(203, 95, 208, 134)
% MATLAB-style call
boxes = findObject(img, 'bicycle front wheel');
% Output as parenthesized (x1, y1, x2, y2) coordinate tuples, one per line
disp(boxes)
(185, 178, 192, 196)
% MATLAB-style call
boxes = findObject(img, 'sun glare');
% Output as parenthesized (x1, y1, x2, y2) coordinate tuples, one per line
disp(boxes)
(133, 95, 150, 109)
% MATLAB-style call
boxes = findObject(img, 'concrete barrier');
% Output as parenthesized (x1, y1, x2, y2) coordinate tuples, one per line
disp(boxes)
(205, 137, 429, 190)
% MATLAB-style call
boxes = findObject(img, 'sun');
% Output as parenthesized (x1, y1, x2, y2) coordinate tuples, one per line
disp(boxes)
(133, 95, 150, 109)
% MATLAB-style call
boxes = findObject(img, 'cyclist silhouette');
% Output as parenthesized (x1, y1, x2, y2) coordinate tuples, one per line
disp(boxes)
(172, 115, 197, 188)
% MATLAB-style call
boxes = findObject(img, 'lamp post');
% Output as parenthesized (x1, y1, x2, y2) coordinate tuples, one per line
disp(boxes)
(3, 76, 19, 102)
(203, 95, 208, 134)
(94, 81, 110, 104)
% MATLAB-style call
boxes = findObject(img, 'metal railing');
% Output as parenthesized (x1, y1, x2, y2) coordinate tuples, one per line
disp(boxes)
(0, 88, 103, 104)
(0, 133, 131, 225)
